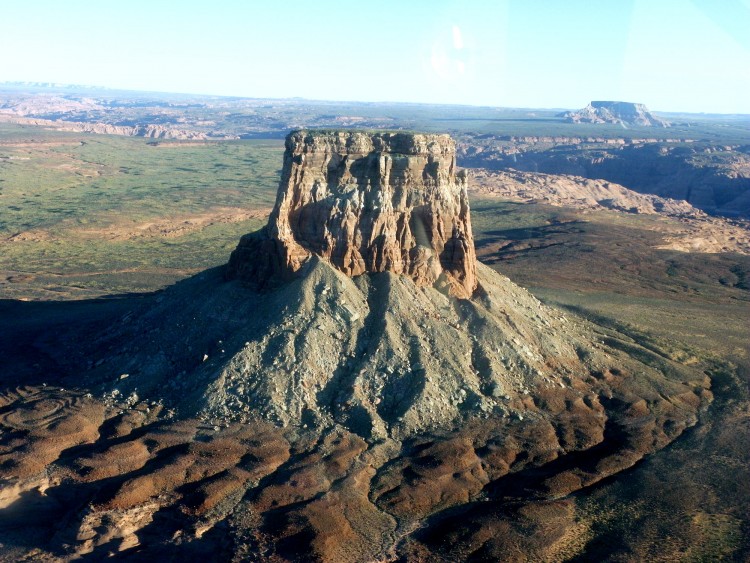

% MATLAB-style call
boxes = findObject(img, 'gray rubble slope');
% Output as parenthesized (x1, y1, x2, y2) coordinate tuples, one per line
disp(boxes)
(83, 256, 699, 441)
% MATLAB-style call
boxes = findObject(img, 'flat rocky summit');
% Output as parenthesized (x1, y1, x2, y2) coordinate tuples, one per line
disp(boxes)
(560, 100, 669, 127)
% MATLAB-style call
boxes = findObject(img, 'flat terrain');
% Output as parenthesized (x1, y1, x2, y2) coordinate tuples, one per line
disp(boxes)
(1, 124, 280, 298)
(3, 83, 750, 142)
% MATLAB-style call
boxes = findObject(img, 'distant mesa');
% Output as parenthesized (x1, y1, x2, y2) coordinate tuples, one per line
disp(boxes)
(560, 101, 670, 127)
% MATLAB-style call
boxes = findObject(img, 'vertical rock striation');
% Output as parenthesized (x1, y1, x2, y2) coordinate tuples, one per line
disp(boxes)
(227, 130, 478, 298)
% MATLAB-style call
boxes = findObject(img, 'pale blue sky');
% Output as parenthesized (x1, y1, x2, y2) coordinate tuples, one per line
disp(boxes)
(1, 0, 749, 113)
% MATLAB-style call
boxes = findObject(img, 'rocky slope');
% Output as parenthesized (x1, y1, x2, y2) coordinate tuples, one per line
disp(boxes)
(458, 135, 750, 217)
(80, 130, 703, 441)
(471, 167, 697, 215)
(560, 101, 669, 127)
(0, 93, 103, 116)
(0, 130, 715, 560)
(470, 168, 750, 254)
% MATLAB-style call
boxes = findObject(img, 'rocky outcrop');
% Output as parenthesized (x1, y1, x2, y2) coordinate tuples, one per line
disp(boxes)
(0, 113, 238, 140)
(470, 167, 700, 216)
(560, 101, 669, 127)
(82, 133, 709, 443)
(457, 134, 750, 217)
(227, 130, 477, 298)
(470, 168, 750, 254)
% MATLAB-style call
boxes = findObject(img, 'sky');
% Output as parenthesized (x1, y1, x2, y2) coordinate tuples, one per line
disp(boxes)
(1, 0, 749, 113)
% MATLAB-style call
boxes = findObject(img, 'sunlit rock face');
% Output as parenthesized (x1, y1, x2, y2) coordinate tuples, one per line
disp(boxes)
(227, 130, 477, 298)
(560, 101, 669, 127)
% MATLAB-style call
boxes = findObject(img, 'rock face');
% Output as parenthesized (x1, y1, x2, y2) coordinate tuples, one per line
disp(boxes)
(227, 130, 477, 298)
(470, 168, 750, 254)
(560, 101, 669, 127)
(470, 167, 699, 215)
(457, 135, 750, 217)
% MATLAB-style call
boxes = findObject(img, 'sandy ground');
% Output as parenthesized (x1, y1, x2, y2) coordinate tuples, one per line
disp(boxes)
(6, 207, 272, 243)
(470, 168, 750, 255)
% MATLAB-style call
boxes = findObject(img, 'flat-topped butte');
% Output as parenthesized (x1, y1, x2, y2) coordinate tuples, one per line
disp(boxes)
(228, 130, 477, 298)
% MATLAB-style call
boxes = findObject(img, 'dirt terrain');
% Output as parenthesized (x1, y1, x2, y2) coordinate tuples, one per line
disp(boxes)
(459, 136, 750, 218)
(7, 207, 272, 243)
(471, 168, 750, 255)
(2, 130, 747, 562)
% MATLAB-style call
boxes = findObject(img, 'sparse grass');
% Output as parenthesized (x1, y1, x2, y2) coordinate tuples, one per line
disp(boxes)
(0, 127, 282, 234)
(470, 197, 750, 363)
(0, 124, 282, 297)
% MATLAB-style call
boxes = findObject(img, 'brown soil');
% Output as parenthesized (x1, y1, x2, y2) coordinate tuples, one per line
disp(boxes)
(7, 207, 272, 243)
(0, 259, 715, 561)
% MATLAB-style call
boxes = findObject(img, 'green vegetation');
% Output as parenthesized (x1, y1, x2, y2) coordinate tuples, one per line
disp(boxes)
(0, 124, 282, 297)
(0, 125, 281, 232)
